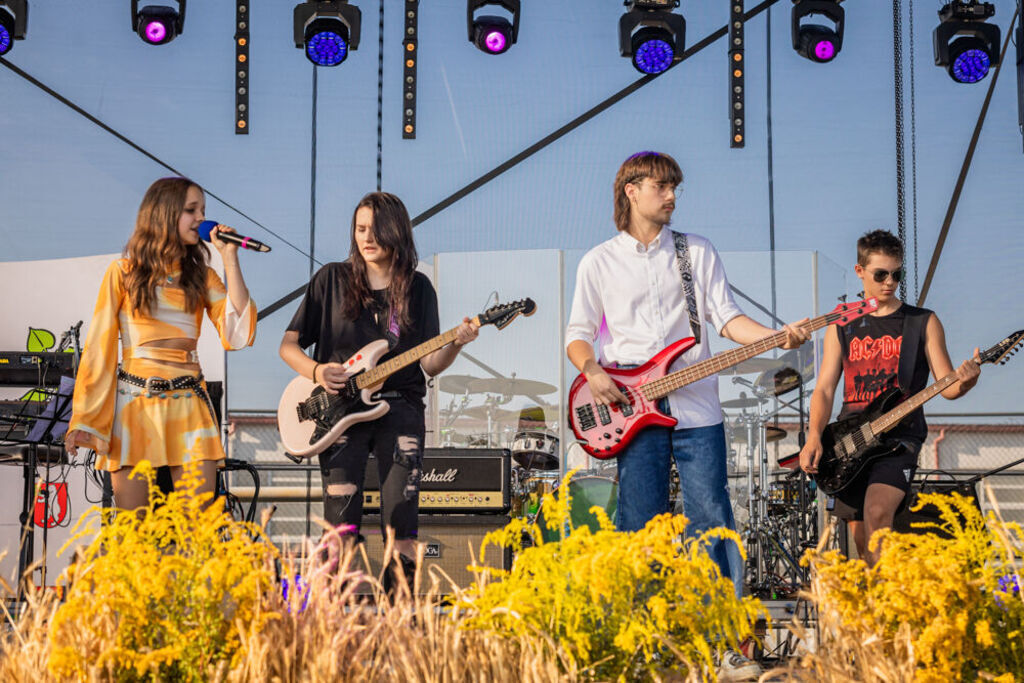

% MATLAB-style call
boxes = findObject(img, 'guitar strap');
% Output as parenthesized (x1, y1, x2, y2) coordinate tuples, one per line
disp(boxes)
(897, 305, 928, 393)
(670, 230, 701, 345)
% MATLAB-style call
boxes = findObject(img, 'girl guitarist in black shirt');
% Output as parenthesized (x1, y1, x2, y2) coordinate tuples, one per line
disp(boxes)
(279, 192, 478, 585)
(800, 230, 980, 566)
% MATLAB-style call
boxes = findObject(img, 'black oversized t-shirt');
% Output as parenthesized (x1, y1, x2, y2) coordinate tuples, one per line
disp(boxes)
(286, 262, 440, 402)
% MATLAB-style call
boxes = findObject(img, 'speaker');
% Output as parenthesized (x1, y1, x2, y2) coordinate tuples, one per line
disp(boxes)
(357, 513, 512, 593)
(893, 478, 981, 538)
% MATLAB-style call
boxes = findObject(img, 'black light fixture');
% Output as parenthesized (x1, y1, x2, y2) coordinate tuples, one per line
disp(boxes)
(933, 1, 1000, 84)
(293, 0, 361, 67)
(791, 0, 844, 63)
(1016, 0, 1023, 150)
(0, 0, 27, 56)
(619, 0, 685, 75)
(467, 0, 519, 55)
(131, 0, 185, 46)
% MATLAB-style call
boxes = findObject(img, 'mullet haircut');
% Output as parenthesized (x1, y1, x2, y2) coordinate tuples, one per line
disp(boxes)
(612, 151, 683, 233)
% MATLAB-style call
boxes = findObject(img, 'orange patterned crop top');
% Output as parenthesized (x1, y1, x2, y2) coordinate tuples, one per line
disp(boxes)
(68, 259, 257, 452)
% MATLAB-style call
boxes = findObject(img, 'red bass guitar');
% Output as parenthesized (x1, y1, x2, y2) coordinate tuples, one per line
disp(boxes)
(568, 299, 878, 459)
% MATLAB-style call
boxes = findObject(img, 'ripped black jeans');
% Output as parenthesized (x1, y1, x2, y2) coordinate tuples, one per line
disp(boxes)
(317, 396, 425, 540)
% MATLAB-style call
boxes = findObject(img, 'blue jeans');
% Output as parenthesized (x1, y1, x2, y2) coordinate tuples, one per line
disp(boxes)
(616, 418, 745, 599)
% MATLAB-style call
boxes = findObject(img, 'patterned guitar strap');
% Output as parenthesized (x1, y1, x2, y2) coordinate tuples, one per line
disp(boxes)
(671, 230, 701, 345)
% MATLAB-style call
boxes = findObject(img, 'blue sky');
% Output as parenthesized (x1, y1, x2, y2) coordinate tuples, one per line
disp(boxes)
(2, 0, 1022, 418)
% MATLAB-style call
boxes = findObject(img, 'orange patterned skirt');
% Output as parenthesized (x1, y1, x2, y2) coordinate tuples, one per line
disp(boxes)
(97, 358, 225, 472)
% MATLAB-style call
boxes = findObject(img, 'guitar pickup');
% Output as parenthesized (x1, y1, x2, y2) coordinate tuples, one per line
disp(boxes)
(620, 401, 634, 417)
(576, 404, 597, 431)
(596, 403, 611, 426)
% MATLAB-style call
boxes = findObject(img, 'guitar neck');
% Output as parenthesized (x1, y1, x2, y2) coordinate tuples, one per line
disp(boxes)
(642, 310, 839, 400)
(355, 325, 464, 390)
(869, 372, 961, 435)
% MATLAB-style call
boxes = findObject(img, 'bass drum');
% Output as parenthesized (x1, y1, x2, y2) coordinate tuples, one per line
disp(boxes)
(535, 475, 617, 543)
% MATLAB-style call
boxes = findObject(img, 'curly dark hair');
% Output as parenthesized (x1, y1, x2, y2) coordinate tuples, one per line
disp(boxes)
(857, 229, 904, 266)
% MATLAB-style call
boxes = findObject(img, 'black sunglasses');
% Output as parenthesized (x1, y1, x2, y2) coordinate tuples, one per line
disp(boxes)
(869, 267, 903, 284)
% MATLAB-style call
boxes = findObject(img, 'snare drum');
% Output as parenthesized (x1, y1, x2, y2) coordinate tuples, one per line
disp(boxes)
(535, 475, 617, 543)
(510, 430, 560, 470)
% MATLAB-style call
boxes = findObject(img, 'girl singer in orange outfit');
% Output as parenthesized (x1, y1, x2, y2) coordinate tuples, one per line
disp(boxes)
(65, 177, 257, 510)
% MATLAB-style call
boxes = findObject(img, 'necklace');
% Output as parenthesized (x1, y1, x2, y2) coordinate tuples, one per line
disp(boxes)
(166, 275, 174, 284)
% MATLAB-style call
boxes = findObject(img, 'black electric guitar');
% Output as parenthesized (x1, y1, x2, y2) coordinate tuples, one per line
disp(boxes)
(277, 298, 536, 458)
(813, 329, 1023, 496)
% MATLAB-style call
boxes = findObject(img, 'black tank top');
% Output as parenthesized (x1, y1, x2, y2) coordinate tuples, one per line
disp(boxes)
(836, 303, 932, 444)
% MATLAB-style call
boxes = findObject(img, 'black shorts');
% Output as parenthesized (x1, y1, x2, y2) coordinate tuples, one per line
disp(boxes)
(832, 441, 921, 522)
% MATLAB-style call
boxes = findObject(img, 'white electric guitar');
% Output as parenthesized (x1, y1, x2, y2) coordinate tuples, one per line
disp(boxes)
(277, 298, 536, 458)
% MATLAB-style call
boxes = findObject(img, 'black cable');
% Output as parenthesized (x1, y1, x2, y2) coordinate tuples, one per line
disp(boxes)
(766, 4, 778, 331)
(0, 57, 321, 267)
(310, 66, 318, 280)
(918, 6, 1019, 306)
(257, 0, 784, 320)
(376, 0, 385, 191)
(908, 0, 920, 300)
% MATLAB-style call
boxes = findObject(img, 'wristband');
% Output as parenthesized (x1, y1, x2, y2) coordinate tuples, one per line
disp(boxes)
(312, 363, 321, 384)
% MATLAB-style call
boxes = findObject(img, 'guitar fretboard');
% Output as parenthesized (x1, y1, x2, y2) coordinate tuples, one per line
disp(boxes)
(870, 372, 960, 435)
(640, 309, 848, 401)
(355, 325, 467, 390)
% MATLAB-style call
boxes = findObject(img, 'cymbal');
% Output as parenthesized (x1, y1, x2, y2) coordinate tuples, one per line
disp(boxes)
(726, 424, 788, 443)
(765, 426, 787, 443)
(466, 377, 557, 396)
(438, 374, 481, 394)
(717, 358, 787, 376)
(461, 405, 521, 421)
(720, 396, 764, 409)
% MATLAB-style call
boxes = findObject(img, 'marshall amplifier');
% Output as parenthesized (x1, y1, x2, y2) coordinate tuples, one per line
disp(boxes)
(362, 447, 510, 514)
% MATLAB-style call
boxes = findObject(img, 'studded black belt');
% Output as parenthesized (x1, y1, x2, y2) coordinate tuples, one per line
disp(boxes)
(116, 368, 217, 422)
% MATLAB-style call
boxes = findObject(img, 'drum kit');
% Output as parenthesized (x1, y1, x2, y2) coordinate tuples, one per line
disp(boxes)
(720, 357, 819, 598)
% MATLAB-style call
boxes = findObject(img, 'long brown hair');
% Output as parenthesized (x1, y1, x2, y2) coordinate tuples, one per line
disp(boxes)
(123, 177, 210, 316)
(340, 192, 418, 331)
(612, 151, 683, 232)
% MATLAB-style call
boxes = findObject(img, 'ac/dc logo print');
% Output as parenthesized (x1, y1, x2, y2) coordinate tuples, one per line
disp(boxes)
(844, 334, 902, 408)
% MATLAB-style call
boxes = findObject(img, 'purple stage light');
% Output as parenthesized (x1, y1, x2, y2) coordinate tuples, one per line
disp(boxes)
(633, 38, 675, 75)
(0, 26, 10, 56)
(814, 39, 836, 61)
(484, 30, 507, 54)
(144, 20, 168, 44)
(951, 48, 991, 84)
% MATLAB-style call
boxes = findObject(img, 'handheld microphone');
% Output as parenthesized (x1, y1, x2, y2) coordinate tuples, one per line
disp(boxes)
(198, 221, 271, 252)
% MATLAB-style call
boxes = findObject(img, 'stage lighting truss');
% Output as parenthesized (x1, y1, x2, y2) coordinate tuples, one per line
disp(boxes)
(619, 0, 685, 75)
(467, 0, 519, 55)
(1016, 0, 1022, 150)
(131, 0, 185, 46)
(293, 0, 361, 67)
(0, 0, 26, 56)
(933, 1, 1000, 84)
(730, 0, 745, 148)
(791, 0, 844, 63)
(235, 0, 249, 134)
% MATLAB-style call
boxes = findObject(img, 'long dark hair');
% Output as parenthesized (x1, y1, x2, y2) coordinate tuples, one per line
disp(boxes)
(123, 177, 209, 316)
(340, 192, 418, 331)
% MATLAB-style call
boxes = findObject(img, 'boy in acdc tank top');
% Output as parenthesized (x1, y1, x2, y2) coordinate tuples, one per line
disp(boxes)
(799, 230, 981, 566)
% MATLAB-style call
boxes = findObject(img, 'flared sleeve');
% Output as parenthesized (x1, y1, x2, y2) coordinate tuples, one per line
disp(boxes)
(204, 267, 257, 350)
(67, 260, 127, 455)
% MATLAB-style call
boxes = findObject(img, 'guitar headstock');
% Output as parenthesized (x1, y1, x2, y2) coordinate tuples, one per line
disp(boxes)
(477, 298, 537, 330)
(979, 329, 1024, 366)
(829, 297, 879, 327)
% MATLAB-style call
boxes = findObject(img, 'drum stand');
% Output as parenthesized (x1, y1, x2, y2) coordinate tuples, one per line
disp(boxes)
(734, 390, 812, 599)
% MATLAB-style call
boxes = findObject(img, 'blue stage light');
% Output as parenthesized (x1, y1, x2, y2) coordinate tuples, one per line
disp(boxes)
(305, 20, 348, 66)
(949, 39, 992, 83)
(0, 21, 10, 56)
(632, 31, 675, 74)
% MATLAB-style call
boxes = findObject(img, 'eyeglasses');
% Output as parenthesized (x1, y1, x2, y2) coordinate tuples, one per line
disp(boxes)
(633, 179, 681, 197)
(869, 267, 903, 284)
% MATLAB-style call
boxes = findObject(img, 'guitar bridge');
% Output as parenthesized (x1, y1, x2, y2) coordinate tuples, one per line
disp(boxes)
(576, 404, 596, 431)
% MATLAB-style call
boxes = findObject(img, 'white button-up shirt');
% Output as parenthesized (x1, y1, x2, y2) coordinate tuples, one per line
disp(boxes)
(566, 228, 743, 429)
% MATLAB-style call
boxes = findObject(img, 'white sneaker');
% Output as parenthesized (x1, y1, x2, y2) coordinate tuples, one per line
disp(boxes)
(717, 649, 763, 682)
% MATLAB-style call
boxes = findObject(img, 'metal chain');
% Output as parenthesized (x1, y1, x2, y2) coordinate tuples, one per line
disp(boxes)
(893, 0, 908, 302)
(909, 0, 920, 300)
(376, 0, 384, 191)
